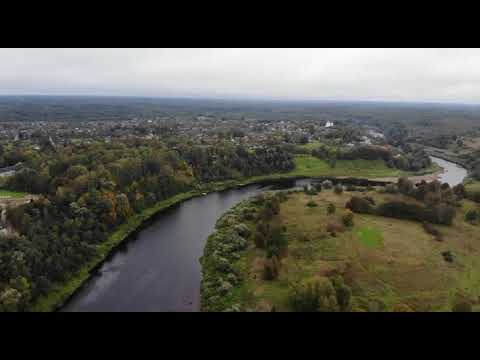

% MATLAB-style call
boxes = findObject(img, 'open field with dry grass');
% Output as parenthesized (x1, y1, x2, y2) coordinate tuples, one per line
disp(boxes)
(233, 190, 480, 312)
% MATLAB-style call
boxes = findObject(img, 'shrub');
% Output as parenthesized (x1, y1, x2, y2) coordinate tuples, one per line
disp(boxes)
(322, 180, 333, 189)
(251, 193, 265, 205)
(275, 191, 288, 202)
(331, 276, 351, 311)
(218, 280, 233, 295)
(288, 277, 339, 312)
(240, 207, 256, 221)
(453, 183, 467, 199)
(345, 196, 374, 214)
(452, 301, 472, 312)
(264, 198, 280, 216)
(334, 184, 344, 194)
(223, 231, 248, 251)
(327, 203, 336, 215)
(303, 185, 318, 195)
(422, 222, 443, 241)
(256, 221, 269, 236)
(342, 210, 354, 227)
(254, 231, 266, 249)
(345, 184, 357, 192)
(385, 183, 398, 194)
(234, 223, 251, 238)
(465, 209, 479, 224)
(266, 226, 288, 258)
(306, 200, 318, 208)
(376, 201, 424, 221)
(397, 177, 414, 195)
(442, 251, 454, 263)
(432, 204, 455, 225)
(313, 183, 322, 192)
(326, 222, 345, 235)
(262, 256, 281, 280)
(364, 196, 375, 205)
(469, 191, 480, 203)
(375, 201, 454, 225)
(216, 213, 238, 228)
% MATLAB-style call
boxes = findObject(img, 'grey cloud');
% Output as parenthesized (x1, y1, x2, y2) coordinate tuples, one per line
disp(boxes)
(1, 48, 480, 103)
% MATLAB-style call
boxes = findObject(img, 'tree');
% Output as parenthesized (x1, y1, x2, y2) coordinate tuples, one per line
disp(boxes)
(66, 164, 88, 180)
(342, 210, 354, 227)
(331, 276, 351, 311)
(322, 180, 333, 189)
(465, 209, 479, 224)
(115, 193, 131, 222)
(397, 177, 414, 196)
(327, 203, 336, 215)
(453, 183, 467, 199)
(0, 287, 22, 312)
(288, 277, 339, 312)
(452, 301, 472, 312)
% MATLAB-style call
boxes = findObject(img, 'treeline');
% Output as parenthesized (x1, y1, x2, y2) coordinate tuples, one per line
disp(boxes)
(0, 139, 294, 311)
(176, 144, 294, 182)
(346, 178, 464, 226)
(201, 192, 288, 311)
(311, 144, 431, 172)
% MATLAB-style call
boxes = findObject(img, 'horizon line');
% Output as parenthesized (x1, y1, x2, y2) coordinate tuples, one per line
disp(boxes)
(1, 93, 480, 107)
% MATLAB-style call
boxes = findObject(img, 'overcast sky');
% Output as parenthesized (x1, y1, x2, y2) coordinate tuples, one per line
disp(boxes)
(2, 48, 480, 103)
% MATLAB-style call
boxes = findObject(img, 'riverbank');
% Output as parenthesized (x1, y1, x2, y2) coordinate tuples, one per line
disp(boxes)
(370, 161, 443, 184)
(31, 190, 201, 311)
(32, 177, 285, 311)
(30, 159, 443, 312)
(423, 146, 470, 169)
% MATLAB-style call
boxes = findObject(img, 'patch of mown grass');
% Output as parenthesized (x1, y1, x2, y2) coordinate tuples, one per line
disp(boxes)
(357, 227, 384, 249)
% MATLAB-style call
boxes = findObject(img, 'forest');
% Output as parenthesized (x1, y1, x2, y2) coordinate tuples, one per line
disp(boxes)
(0, 139, 294, 311)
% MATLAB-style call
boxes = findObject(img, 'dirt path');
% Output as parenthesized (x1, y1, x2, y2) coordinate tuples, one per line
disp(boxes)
(0, 195, 38, 208)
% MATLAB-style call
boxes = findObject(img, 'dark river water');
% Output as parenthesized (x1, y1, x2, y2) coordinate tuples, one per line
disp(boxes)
(62, 157, 467, 312)
(62, 179, 311, 312)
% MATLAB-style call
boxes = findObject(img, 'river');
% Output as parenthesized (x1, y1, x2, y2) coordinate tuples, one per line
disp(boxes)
(430, 156, 468, 187)
(62, 157, 467, 312)
(62, 179, 311, 312)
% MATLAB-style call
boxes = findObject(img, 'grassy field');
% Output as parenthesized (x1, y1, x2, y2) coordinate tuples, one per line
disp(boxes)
(0, 189, 29, 198)
(230, 190, 480, 312)
(357, 227, 384, 248)
(465, 180, 480, 193)
(206, 155, 440, 187)
(288, 155, 410, 178)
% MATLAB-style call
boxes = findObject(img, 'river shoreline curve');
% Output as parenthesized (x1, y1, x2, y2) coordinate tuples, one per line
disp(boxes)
(32, 158, 463, 312)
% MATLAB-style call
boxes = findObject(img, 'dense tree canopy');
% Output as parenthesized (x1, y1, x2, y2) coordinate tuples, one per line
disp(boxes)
(0, 139, 295, 311)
